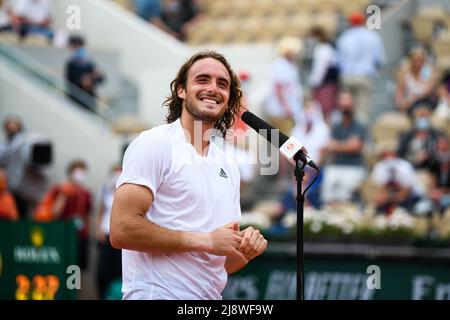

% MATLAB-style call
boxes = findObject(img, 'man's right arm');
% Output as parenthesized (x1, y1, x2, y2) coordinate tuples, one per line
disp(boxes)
(110, 183, 245, 259)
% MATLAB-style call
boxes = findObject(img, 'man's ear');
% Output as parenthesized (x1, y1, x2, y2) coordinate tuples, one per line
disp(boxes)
(177, 85, 186, 100)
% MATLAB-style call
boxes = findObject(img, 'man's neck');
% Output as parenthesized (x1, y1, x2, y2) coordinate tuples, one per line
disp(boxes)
(180, 112, 214, 156)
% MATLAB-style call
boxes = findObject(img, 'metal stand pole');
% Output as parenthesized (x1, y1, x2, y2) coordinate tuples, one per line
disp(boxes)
(294, 160, 306, 300)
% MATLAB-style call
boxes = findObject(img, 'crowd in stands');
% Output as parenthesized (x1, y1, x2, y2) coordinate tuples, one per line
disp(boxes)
(131, 0, 202, 41)
(0, 0, 53, 43)
(0, 1, 106, 114)
(2, 0, 450, 299)
(244, 9, 450, 237)
(0, 115, 122, 299)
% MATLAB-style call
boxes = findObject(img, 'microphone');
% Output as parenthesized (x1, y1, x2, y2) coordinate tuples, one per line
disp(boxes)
(240, 111, 319, 170)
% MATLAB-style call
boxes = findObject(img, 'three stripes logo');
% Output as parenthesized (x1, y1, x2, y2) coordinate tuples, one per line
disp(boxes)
(219, 168, 228, 178)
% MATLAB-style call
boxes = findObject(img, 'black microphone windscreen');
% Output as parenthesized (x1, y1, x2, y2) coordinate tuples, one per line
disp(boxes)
(241, 111, 289, 146)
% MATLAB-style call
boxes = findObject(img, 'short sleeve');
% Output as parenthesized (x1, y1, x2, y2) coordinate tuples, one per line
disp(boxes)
(116, 131, 170, 197)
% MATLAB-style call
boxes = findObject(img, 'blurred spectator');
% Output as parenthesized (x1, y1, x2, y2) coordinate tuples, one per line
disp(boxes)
(0, 115, 50, 219)
(434, 69, 450, 120)
(161, 0, 201, 41)
(398, 103, 441, 170)
(395, 47, 438, 115)
(308, 26, 339, 122)
(65, 35, 105, 112)
(133, 0, 160, 21)
(290, 94, 330, 208)
(263, 37, 304, 183)
(96, 164, 122, 300)
(428, 135, 450, 214)
(232, 70, 250, 133)
(371, 142, 428, 216)
(133, 0, 178, 38)
(265, 36, 304, 134)
(0, 0, 11, 32)
(337, 12, 385, 126)
(40, 160, 92, 270)
(292, 93, 331, 168)
(7, 0, 53, 42)
(320, 92, 367, 205)
(0, 167, 19, 221)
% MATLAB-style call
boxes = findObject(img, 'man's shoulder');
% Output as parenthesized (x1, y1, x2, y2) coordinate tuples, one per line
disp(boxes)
(340, 27, 374, 40)
(126, 122, 182, 158)
(136, 121, 177, 142)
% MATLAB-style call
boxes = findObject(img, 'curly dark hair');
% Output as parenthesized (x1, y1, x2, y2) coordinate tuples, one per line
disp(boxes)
(163, 51, 243, 138)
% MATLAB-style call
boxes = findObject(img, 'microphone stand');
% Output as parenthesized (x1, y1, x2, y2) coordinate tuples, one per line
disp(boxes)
(294, 157, 306, 301)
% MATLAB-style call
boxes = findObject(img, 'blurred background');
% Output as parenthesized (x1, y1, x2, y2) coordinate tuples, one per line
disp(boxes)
(1, 0, 450, 300)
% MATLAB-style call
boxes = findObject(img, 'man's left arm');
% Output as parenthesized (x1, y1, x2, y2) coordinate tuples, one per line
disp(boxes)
(225, 226, 268, 274)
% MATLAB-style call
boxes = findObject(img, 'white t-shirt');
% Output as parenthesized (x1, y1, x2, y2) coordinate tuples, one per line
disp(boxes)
(265, 57, 303, 121)
(215, 140, 256, 183)
(0, 1, 12, 27)
(337, 26, 385, 78)
(13, 0, 51, 24)
(116, 119, 241, 300)
(308, 42, 338, 88)
(371, 157, 424, 195)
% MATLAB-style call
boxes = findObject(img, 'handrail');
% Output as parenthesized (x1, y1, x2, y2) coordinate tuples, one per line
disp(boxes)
(0, 41, 114, 123)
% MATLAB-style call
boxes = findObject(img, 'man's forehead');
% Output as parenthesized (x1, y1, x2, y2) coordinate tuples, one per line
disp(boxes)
(188, 58, 230, 80)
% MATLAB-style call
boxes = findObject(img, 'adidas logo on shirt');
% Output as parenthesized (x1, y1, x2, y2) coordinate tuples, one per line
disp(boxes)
(219, 168, 228, 178)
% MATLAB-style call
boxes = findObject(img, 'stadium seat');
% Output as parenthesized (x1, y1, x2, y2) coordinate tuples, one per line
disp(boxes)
(409, 16, 436, 45)
(432, 38, 450, 70)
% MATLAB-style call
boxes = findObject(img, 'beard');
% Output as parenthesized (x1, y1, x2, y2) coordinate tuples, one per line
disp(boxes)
(184, 95, 226, 124)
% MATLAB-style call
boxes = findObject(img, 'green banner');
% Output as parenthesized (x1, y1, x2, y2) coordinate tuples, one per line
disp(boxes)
(223, 247, 450, 300)
(0, 221, 77, 300)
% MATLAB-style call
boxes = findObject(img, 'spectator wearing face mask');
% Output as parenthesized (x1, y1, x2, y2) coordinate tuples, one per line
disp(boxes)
(291, 94, 331, 208)
(320, 91, 367, 205)
(398, 103, 442, 170)
(65, 35, 104, 112)
(270, 95, 330, 221)
(48, 160, 92, 270)
(371, 142, 428, 216)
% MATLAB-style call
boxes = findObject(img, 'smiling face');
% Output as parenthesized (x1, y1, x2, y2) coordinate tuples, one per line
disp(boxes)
(177, 58, 231, 124)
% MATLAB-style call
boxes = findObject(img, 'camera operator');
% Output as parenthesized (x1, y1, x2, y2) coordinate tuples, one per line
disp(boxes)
(0, 115, 51, 219)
